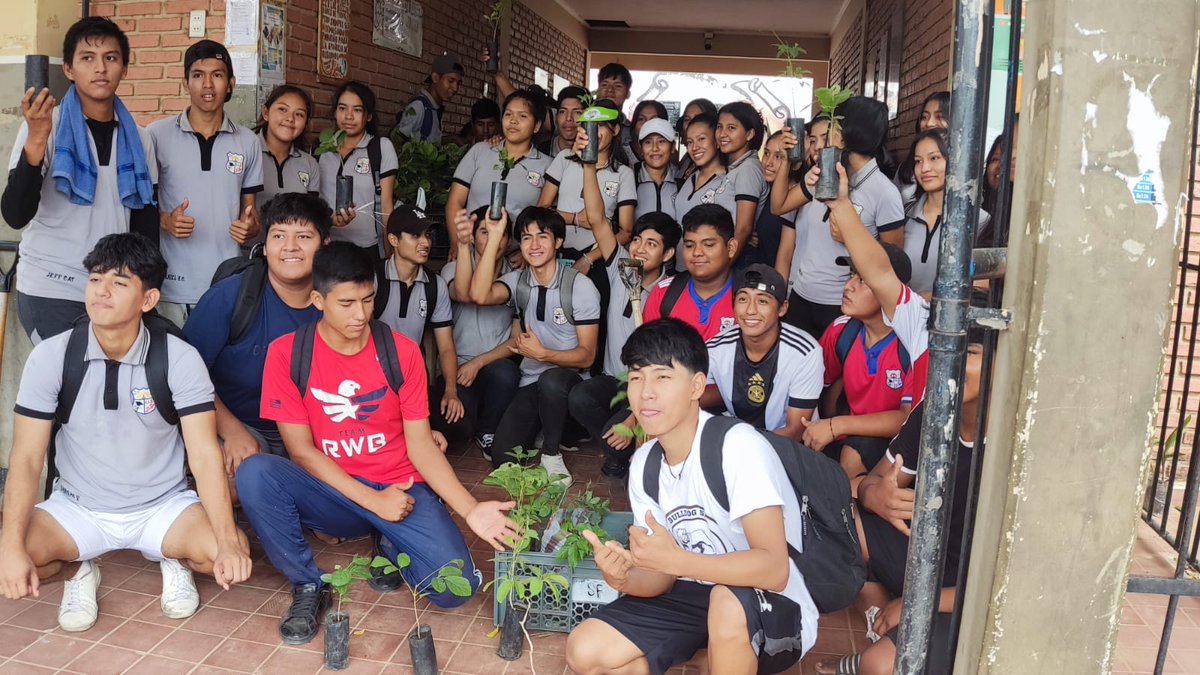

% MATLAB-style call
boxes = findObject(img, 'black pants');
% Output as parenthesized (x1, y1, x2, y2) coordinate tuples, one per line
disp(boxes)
(433, 358, 521, 443)
(491, 367, 583, 467)
(562, 248, 611, 376)
(784, 290, 842, 340)
(567, 375, 632, 468)
(16, 291, 85, 343)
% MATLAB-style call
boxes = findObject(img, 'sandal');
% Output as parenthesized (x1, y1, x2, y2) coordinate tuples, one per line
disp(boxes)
(815, 654, 860, 675)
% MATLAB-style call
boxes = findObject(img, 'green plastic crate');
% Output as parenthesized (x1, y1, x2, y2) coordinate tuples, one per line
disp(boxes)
(493, 511, 634, 632)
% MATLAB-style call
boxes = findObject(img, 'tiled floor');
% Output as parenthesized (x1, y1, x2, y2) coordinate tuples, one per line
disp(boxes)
(0, 441, 1194, 674)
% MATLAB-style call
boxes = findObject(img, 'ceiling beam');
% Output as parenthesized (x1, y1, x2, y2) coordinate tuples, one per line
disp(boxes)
(587, 29, 831, 61)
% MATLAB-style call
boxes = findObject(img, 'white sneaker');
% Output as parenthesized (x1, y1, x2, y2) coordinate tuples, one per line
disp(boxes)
(159, 559, 200, 619)
(540, 453, 572, 488)
(59, 561, 100, 632)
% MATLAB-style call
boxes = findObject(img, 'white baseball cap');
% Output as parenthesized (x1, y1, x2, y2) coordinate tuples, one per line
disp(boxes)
(638, 118, 676, 143)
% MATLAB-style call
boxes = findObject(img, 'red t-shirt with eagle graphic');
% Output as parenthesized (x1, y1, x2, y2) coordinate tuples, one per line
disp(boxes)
(260, 326, 429, 485)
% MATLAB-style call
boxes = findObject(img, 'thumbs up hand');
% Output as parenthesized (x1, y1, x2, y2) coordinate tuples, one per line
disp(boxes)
(230, 204, 257, 244)
(629, 511, 682, 574)
(161, 198, 195, 238)
(863, 455, 915, 536)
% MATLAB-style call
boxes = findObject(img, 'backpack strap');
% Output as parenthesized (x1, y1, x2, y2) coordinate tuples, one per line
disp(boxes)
(697, 415, 736, 512)
(417, 93, 440, 140)
(559, 266, 577, 326)
(372, 258, 390, 320)
(515, 268, 532, 331)
(897, 340, 912, 373)
(55, 323, 91, 425)
(834, 318, 863, 367)
(145, 323, 179, 426)
(291, 321, 318, 399)
(369, 320, 404, 394)
(643, 441, 665, 502)
(227, 257, 268, 345)
(659, 272, 691, 317)
(423, 266, 438, 329)
(367, 135, 385, 259)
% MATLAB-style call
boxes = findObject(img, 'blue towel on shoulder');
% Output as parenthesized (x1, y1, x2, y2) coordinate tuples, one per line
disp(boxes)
(51, 86, 155, 209)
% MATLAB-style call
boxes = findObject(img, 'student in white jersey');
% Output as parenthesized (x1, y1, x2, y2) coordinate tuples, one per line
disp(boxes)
(565, 318, 817, 675)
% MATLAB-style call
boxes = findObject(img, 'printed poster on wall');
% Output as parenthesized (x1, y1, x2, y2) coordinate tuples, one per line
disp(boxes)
(261, 3, 285, 79)
(318, 0, 351, 80)
(372, 0, 423, 57)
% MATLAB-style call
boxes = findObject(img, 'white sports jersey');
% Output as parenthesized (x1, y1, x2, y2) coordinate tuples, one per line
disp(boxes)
(705, 323, 823, 431)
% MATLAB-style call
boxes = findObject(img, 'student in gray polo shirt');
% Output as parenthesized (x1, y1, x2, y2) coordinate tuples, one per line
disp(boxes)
(255, 85, 321, 211)
(446, 91, 552, 245)
(633, 118, 678, 221)
(673, 112, 736, 272)
(1, 17, 158, 342)
(468, 207, 601, 486)
(445, 205, 520, 455)
(391, 54, 464, 146)
(150, 40, 263, 324)
(567, 160, 680, 479)
(717, 101, 768, 263)
(317, 81, 397, 251)
(0, 233, 251, 633)
(377, 205, 461, 425)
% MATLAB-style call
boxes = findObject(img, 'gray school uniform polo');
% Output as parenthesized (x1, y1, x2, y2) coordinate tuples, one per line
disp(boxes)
(9, 112, 157, 302)
(672, 170, 736, 271)
(726, 151, 769, 218)
(794, 159, 906, 305)
(149, 111, 264, 304)
(317, 133, 399, 248)
(256, 131, 321, 210)
(544, 149, 637, 253)
(633, 163, 678, 220)
(498, 266, 602, 386)
(902, 193, 991, 294)
(440, 257, 515, 364)
(601, 247, 665, 377)
(451, 141, 551, 220)
(376, 258, 453, 345)
(14, 323, 215, 513)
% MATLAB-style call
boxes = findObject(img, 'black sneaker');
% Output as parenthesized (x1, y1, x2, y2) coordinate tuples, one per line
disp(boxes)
(279, 582, 329, 645)
(367, 534, 405, 592)
(601, 458, 629, 479)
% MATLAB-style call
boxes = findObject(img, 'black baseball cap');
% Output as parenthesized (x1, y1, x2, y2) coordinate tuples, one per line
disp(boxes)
(386, 205, 433, 237)
(834, 242, 913, 284)
(184, 39, 232, 77)
(734, 264, 788, 304)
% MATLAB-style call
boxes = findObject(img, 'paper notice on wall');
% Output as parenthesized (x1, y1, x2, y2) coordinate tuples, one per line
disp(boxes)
(226, 0, 258, 46)
(231, 52, 258, 85)
(534, 67, 550, 90)
(553, 74, 571, 98)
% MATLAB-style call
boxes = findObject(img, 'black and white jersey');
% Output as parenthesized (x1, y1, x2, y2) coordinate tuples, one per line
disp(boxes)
(706, 323, 824, 431)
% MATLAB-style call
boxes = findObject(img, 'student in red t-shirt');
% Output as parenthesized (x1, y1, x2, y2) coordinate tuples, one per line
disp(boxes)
(235, 242, 517, 646)
(642, 204, 738, 341)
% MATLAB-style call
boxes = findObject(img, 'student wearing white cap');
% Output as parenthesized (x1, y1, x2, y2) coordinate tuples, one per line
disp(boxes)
(634, 118, 678, 221)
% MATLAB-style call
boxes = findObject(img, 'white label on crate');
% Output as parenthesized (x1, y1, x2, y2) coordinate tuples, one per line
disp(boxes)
(571, 578, 619, 605)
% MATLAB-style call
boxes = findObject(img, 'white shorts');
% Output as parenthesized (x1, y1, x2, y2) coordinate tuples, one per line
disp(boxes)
(36, 490, 201, 561)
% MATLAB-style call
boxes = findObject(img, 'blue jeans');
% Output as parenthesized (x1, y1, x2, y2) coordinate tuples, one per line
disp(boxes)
(235, 454, 480, 608)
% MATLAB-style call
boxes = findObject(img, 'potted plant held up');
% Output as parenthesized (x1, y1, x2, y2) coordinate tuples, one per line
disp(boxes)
(489, 147, 519, 221)
(773, 33, 811, 163)
(483, 0, 513, 74)
(813, 85, 855, 201)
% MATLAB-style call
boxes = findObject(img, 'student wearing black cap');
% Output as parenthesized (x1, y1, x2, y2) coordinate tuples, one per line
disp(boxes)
(392, 54, 465, 146)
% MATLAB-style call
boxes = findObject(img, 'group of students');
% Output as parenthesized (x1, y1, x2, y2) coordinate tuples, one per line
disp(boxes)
(0, 15, 1012, 675)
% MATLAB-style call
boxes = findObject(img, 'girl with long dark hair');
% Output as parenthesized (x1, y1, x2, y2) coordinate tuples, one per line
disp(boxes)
(254, 85, 320, 210)
(894, 91, 950, 205)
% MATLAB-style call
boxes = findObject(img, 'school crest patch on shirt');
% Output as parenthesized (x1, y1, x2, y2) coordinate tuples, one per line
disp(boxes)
(720, 316, 736, 332)
(604, 181, 619, 197)
(553, 307, 568, 325)
(226, 152, 245, 175)
(701, 189, 717, 204)
(528, 171, 543, 187)
(298, 171, 311, 188)
(886, 368, 903, 389)
(355, 157, 371, 174)
(131, 387, 157, 416)
(419, 297, 428, 317)
(747, 372, 766, 404)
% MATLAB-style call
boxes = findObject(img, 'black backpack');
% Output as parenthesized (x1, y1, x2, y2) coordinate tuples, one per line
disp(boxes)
(56, 314, 183, 426)
(657, 272, 690, 317)
(371, 260, 439, 336)
(210, 244, 268, 346)
(641, 414, 867, 613)
(834, 318, 912, 373)
(288, 320, 404, 399)
(513, 266, 580, 330)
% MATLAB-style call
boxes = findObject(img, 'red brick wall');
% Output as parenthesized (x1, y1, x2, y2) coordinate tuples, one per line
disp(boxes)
(507, 2, 587, 92)
(829, 7, 864, 95)
(87, 0, 585, 132)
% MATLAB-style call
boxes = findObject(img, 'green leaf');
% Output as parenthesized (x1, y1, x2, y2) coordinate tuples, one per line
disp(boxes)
(497, 578, 514, 602)
(370, 556, 392, 568)
(446, 575, 473, 597)
(396, 553, 412, 569)
(319, 573, 333, 583)
(529, 577, 543, 597)
(431, 578, 447, 594)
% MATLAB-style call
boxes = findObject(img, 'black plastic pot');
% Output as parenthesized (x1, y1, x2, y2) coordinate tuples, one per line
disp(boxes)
(408, 624, 438, 675)
(486, 34, 501, 74)
(489, 181, 508, 221)
(814, 147, 843, 201)
(324, 611, 350, 671)
(25, 55, 49, 93)
(496, 604, 528, 661)
(580, 122, 600, 165)
(335, 175, 353, 212)
(786, 116, 806, 163)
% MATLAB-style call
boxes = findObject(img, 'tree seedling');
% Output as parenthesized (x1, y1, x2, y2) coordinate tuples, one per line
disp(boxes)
(314, 127, 347, 157)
